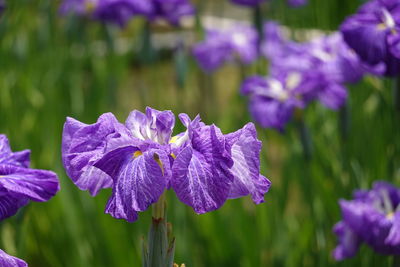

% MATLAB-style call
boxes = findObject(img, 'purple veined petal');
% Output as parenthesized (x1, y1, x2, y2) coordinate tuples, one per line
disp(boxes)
(62, 113, 125, 196)
(0, 135, 30, 168)
(0, 164, 59, 202)
(332, 221, 362, 261)
(0, 249, 27, 267)
(172, 123, 234, 214)
(95, 136, 172, 185)
(225, 123, 270, 204)
(0, 194, 29, 221)
(104, 149, 167, 222)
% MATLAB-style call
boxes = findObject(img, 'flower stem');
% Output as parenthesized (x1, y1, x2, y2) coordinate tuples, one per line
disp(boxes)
(152, 192, 166, 220)
(394, 75, 400, 113)
(143, 192, 175, 267)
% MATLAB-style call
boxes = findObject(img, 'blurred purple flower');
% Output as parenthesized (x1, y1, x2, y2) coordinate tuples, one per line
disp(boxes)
(263, 22, 365, 110)
(193, 24, 259, 72)
(0, 249, 27, 267)
(0, 135, 60, 221)
(230, 0, 266, 7)
(287, 0, 307, 7)
(60, 0, 153, 26)
(150, 0, 195, 26)
(240, 72, 305, 130)
(340, 0, 400, 76)
(333, 181, 400, 260)
(62, 107, 270, 222)
(60, 0, 194, 26)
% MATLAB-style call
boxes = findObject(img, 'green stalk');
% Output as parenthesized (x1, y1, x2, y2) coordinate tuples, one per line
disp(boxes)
(142, 192, 175, 267)
(394, 75, 400, 113)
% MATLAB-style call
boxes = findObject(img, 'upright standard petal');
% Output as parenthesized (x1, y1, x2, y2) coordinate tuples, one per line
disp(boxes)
(0, 249, 27, 267)
(125, 107, 175, 145)
(62, 113, 124, 196)
(172, 117, 234, 214)
(225, 123, 271, 204)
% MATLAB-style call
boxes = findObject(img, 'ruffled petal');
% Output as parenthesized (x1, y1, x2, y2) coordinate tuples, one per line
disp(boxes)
(225, 123, 270, 203)
(0, 164, 59, 202)
(0, 249, 27, 267)
(62, 113, 125, 196)
(104, 149, 167, 222)
(172, 121, 233, 214)
(125, 107, 175, 145)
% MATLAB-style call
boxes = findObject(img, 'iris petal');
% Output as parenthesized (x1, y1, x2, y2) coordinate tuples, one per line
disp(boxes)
(62, 113, 125, 196)
(0, 249, 27, 267)
(104, 149, 167, 222)
(172, 124, 233, 214)
(0, 194, 28, 221)
(0, 164, 59, 202)
(226, 123, 271, 204)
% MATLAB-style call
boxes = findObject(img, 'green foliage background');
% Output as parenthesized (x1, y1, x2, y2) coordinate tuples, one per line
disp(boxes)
(0, 0, 399, 266)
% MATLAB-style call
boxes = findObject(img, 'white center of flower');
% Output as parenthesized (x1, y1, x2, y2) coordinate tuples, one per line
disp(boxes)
(286, 72, 302, 91)
(267, 79, 289, 102)
(231, 32, 247, 47)
(312, 48, 334, 62)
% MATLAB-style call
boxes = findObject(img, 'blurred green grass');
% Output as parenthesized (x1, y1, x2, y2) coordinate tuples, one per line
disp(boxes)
(0, 0, 399, 266)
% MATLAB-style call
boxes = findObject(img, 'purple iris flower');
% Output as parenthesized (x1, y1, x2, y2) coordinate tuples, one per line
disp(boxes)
(60, 0, 153, 26)
(230, 0, 266, 7)
(150, 0, 195, 26)
(0, 135, 60, 221)
(240, 72, 305, 130)
(304, 33, 364, 109)
(263, 22, 364, 110)
(62, 107, 271, 222)
(193, 24, 259, 72)
(0, 249, 27, 267)
(340, 0, 400, 76)
(333, 181, 400, 260)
